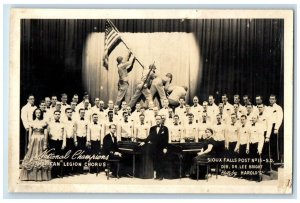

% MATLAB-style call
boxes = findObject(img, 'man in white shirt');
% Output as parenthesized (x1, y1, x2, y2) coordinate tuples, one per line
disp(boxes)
(198, 113, 211, 141)
(76, 108, 89, 174)
(72, 94, 79, 105)
(245, 103, 255, 123)
(222, 94, 234, 117)
(104, 111, 118, 136)
(46, 110, 65, 178)
(190, 96, 203, 122)
(45, 97, 52, 111)
(175, 97, 186, 119)
(21, 94, 37, 131)
(248, 114, 265, 181)
(134, 114, 150, 141)
(212, 114, 226, 158)
(131, 103, 142, 124)
(242, 95, 251, 106)
(225, 114, 240, 157)
(50, 95, 58, 112)
(268, 94, 284, 165)
(236, 115, 250, 178)
(76, 92, 91, 112)
(63, 108, 77, 176)
(87, 113, 104, 174)
(168, 114, 182, 143)
(21, 94, 37, 157)
(60, 93, 70, 113)
(183, 113, 199, 142)
(145, 101, 155, 119)
(214, 103, 229, 125)
(104, 100, 114, 117)
(158, 99, 171, 118)
(118, 112, 134, 141)
(233, 94, 246, 115)
(87, 98, 106, 122)
(207, 95, 219, 117)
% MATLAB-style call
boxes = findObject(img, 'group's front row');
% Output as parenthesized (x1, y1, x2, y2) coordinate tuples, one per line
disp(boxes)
(20, 107, 273, 182)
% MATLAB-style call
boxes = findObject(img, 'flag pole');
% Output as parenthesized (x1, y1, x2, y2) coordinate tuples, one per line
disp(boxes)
(107, 19, 145, 69)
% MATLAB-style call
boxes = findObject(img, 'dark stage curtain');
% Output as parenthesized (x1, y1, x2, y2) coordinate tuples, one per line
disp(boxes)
(20, 18, 284, 159)
(21, 18, 284, 106)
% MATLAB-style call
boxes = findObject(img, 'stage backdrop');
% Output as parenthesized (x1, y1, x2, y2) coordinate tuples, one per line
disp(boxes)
(82, 32, 200, 104)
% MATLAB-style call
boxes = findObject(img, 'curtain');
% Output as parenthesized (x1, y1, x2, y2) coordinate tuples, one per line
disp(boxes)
(21, 19, 284, 106)
(82, 32, 200, 103)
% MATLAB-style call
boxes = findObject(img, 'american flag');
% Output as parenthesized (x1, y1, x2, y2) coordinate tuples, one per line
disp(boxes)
(103, 20, 122, 68)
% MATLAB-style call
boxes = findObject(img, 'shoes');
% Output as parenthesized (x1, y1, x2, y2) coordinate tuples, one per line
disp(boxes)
(154, 177, 163, 180)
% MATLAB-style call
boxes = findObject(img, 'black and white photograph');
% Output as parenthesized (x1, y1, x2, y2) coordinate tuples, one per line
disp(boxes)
(8, 9, 293, 193)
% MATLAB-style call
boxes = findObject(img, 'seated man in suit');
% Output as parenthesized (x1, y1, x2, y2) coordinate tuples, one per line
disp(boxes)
(102, 124, 122, 177)
(140, 115, 169, 180)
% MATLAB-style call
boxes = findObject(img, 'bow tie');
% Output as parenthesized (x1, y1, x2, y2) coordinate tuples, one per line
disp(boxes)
(252, 124, 255, 126)
(259, 113, 263, 116)
(55, 120, 60, 123)
(94, 122, 98, 125)
(217, 123, 221, 125)
(62, 104, 66, 106)
(80, 118, 84, 120)
(202, 121, 206, 124)
(231, 123, 234, 126)
(68, 118, 72, 121)
(174, 124, 178, 126)
(141, 122, 144, 125)
(100, 109, 104, 112)
(242, 125, 245, 127)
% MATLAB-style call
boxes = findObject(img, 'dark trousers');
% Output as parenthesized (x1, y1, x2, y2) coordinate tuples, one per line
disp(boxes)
(64, 138, 75, 175)
(238, 144, 249, 177)
(153, 151, 167, 178)
(248, 143, 261, 181)
(76, 136, 87, 173)
(270, 124, 283, 164)
(226, 141, 238, 158)
(49, 139, 63, 178)
(89, 140, 101, 173)
(215, 140, 225, 158)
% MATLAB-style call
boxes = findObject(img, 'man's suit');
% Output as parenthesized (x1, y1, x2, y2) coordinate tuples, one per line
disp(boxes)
(102, 133, 119, 159)
(143, 125, 169, 178)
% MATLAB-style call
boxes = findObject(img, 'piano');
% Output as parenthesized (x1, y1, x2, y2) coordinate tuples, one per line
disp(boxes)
(169, 142, 205, 153)
(118, 141, 141, 153)
(117, 141, 143, 177)
(168, 142, 205, 178)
